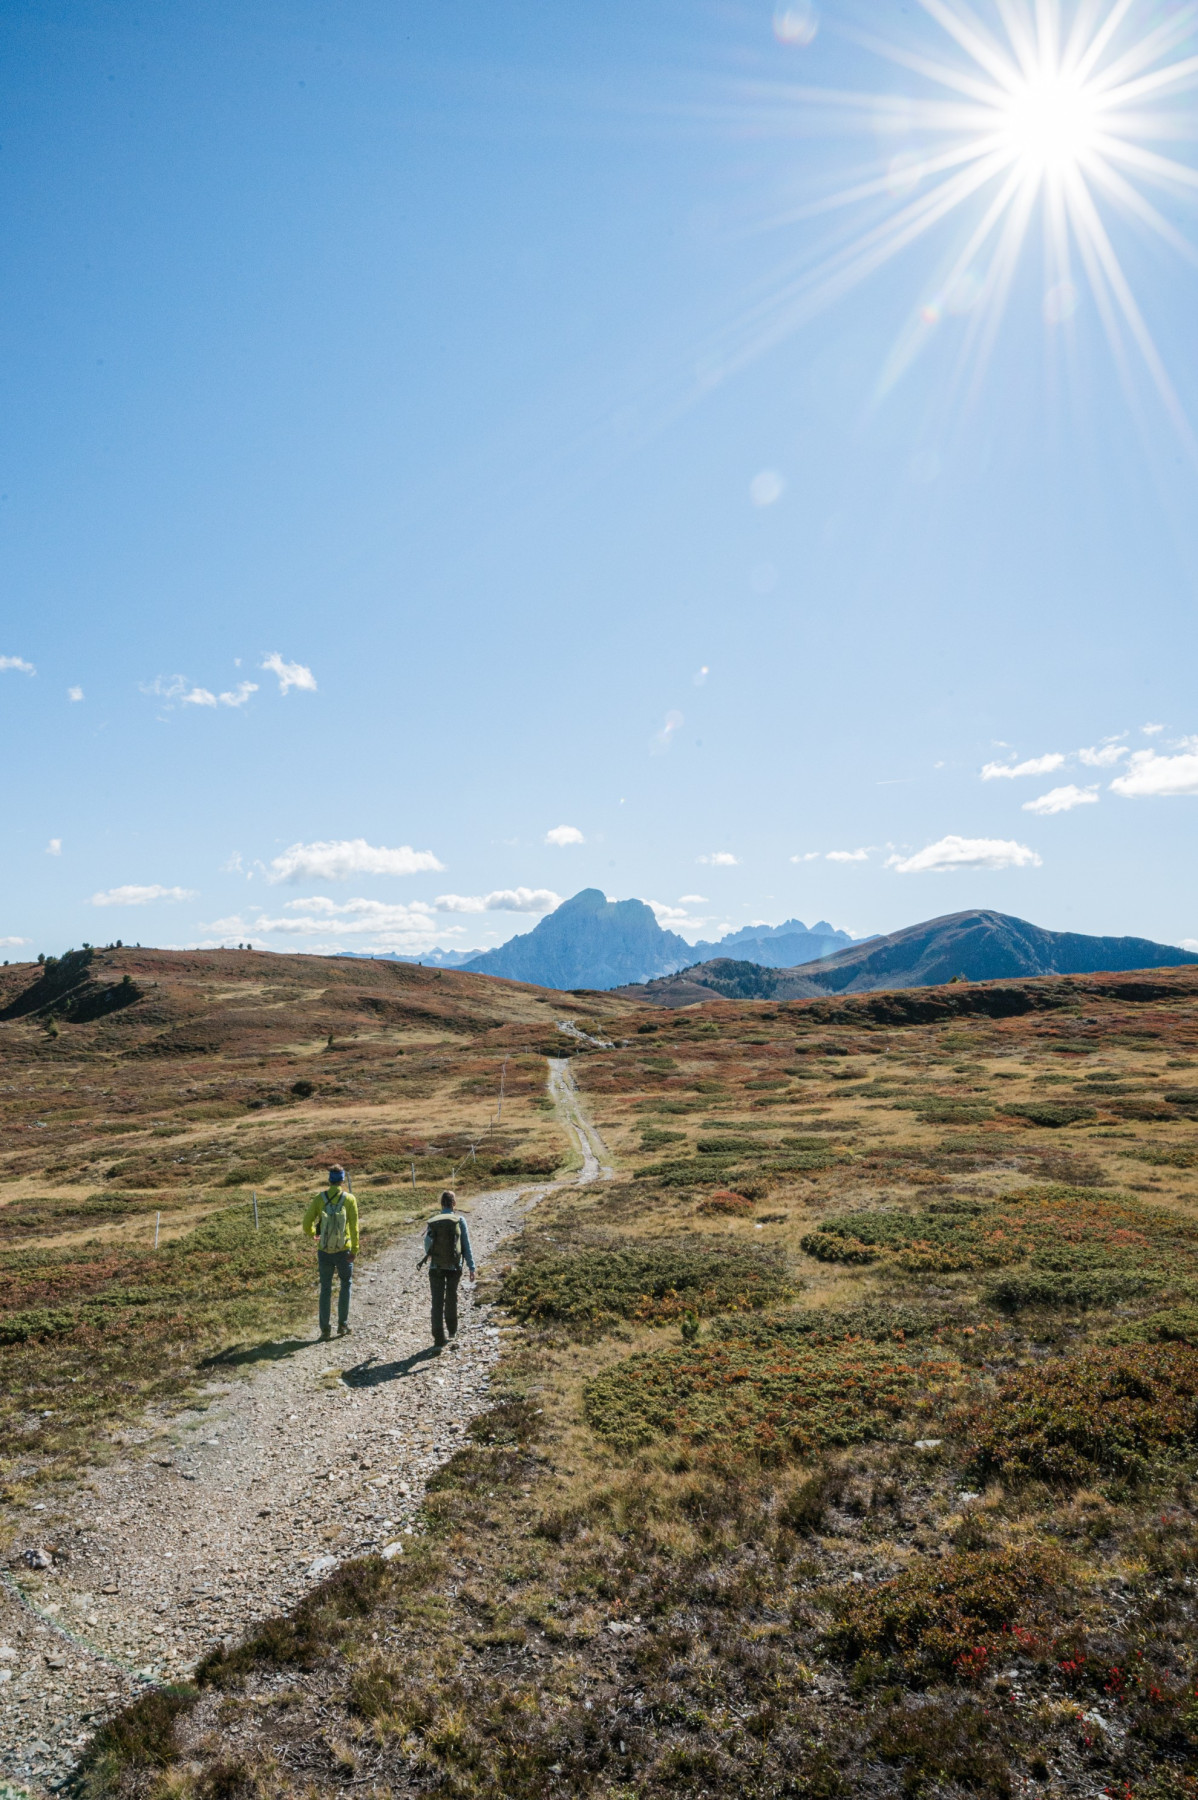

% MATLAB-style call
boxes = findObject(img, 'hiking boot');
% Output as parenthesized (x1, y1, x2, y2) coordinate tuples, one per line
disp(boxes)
(320, 1328, 332, 1342)
(337, 1323, 351, 1338)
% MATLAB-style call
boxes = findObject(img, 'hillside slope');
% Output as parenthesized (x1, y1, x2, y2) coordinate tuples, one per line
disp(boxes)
(623, 908, 1198, 1005)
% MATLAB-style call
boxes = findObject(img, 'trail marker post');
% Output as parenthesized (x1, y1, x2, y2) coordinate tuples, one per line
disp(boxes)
(252, 1190, 259, 1230)
(154, 1212, 160, 1249)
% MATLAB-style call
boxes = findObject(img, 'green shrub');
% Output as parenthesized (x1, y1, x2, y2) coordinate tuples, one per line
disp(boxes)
(825, 1548, 1060, 1680)
(1106, 1305, 1198, 1347)
(998, 1101, 1097, 1128)
(583, 1335, 958, 1459)
(498, 1239, 789, 1328)
(967, 1343, 1198, 1485)
(982, 1267, 1164, 1311)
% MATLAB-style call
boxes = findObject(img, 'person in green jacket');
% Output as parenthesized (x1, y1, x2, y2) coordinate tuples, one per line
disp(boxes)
(302, 1167, 359, 1341)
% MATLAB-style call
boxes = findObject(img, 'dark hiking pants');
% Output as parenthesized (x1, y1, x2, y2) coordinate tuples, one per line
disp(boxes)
(429, 1268, 461, 1344)
(318, 1249, 353, 1334)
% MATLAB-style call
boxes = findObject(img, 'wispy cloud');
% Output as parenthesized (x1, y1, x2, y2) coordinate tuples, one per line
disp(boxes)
(67, 686, 84, 703)
(545, 825, 585, 847)
(1111, 746, 1198, 799)
(678, 894, 708, 904)
(1022, 785, 1099, 815)
(825, 849, 870, 863)
(888, 836, 1042, 874)
(183, 687, 218, 707)
(261, 653, 317, 695)
(267, 839, 445, 883)
(697, 852, 739, 867)
(222, 896, 448, 953)
(1142, 723, 1165, 736)
(219, 681, 258, 708)
(1077, 741, 1129, 767)
(651, 711, 684, 754)
(981, 753, 1065, 780)
(91, 884, 196, 906)
(435, 889, 561, 915)
(0, 656, 35, 674)
(46, 839, 62, 857)
(789, 852, 821, 863)
(0, 935, 30, 947)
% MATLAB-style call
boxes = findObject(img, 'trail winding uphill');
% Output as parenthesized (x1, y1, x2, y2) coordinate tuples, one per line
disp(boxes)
(0, 1061, 611, 1795)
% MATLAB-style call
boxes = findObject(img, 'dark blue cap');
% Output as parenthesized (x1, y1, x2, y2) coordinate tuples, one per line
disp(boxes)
(328, 1166, 346, 1184)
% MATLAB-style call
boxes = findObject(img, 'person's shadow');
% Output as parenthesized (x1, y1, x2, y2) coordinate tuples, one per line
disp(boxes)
(341, 1346, 442, 1389)
(201, 1337, 313, 1370)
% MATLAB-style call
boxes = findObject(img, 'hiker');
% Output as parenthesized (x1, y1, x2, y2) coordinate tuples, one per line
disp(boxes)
(420, 1190, 475, 1348)
(302, 1166, 359, 1341)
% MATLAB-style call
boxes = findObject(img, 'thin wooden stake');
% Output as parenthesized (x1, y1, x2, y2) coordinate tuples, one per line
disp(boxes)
(252, 1190, 259, 1230)
(154, 1211, 160, 1249)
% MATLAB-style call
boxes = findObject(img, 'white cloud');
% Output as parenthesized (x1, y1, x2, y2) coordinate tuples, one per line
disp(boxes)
(143, 674, 219, 708)
(1078, 742, 1129, 768)
(698, 852, 739, 867)
(1182, 938, 1198, 952)
(887, 835, 1042, 875)
(1142, 722, 1165, 735)
(91, 884, 196, 906)
(749, 469, 786, 507)
(67, 686, 84, 703)
(826, 849, 870, 863)
(678, 894, 708, 904)
(1022, 784, 1099, 816)
(1111, 748, 1198, 799)
(266, 839, 445, 883)
(789, 852, 821, 863)
(0, 656, 35, 674)
(435, 889, 561, 915)
(46, 838, 62, 856)
(219, 681, 258, 708)
(981, 753, 1065, 780)
(0, 935, 30, 947)
(262, 653, 317, 695)
(230, 895, 450, 953)
(651, 711, 684, 754)
(182, 686, 218, 707)
(545, 825, 585, 847)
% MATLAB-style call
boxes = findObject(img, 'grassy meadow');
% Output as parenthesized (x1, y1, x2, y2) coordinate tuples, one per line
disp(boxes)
(0, 947, 578, 1502)
(17, 953, 1198, 1799)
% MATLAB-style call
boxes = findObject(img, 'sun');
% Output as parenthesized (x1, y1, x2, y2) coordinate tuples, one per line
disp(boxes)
(725, 1, 1198, 438)
(1000, 68, 1101, 174)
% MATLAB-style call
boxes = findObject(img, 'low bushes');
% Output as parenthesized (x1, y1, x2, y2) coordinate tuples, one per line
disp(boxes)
(967, 1343, 1198, 1485)
(583, 1335, 959, 1459)
(498, 1238, 790, 1328)
(825, 1547, 1061, 1681)
(982, 1268, 1164, 1311)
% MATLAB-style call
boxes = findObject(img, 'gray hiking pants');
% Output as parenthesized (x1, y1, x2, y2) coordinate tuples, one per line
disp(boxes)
(318, 1249, 353, 1333)
(429, 1268, 461, 1344)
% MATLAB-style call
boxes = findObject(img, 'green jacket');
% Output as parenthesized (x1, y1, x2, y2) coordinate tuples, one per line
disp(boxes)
(303, 1186, 360, 1254)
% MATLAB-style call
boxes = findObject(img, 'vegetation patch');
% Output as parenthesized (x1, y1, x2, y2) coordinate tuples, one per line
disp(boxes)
(497, 1237, 788, 1328)
(826, 1547, 1062, 1681)
(968, 1343, 1198, 1485)
(800, 1186, 1198, 1283)
(583, 1334, 959, 1458)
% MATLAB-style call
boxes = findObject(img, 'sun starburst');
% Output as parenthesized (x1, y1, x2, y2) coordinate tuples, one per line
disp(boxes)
(729, 1, 1198, 435)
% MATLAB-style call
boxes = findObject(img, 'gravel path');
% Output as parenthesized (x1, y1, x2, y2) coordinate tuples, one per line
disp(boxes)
(0, 1064, 610, 1794)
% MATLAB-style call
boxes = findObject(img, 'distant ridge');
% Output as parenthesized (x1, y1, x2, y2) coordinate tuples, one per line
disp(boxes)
(460, 889, 691, 990)
(622, 909, 1198, 1005)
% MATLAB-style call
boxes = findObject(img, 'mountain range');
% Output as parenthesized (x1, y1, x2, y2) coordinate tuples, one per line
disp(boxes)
(623, 908, 1198, 1005)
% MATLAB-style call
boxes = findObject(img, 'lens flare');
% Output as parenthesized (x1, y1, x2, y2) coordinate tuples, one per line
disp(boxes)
(719, 2, 1198, 440)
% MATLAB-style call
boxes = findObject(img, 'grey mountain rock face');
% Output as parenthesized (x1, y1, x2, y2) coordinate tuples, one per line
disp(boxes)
(461, 889, 693, 990)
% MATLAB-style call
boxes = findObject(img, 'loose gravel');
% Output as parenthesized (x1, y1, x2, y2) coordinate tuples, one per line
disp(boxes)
(0, 1184, 535, 1793)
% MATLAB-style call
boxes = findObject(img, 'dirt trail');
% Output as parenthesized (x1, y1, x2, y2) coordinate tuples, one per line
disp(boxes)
(0, 1062, 611, 1795)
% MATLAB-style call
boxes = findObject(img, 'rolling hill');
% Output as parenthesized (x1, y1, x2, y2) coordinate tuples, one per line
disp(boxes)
(623, 908, 1198, 1005)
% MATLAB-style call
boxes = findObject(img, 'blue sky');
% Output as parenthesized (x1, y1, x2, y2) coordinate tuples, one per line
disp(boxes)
(3, 0, 1198, 963)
